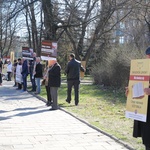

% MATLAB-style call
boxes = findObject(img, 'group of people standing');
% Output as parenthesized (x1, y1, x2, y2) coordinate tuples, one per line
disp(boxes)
(0, 53, 85, 111)
(14, 54, 43, 94)
(42, 53, 85, 110)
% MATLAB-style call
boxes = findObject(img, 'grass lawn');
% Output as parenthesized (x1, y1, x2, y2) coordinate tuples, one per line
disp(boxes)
(39, 79, 145, 150)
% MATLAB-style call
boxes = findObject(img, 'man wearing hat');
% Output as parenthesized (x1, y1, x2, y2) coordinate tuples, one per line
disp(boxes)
(145, 47, 150, 58)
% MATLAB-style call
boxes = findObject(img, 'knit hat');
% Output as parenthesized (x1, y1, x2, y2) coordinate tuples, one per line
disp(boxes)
(145, 47, 150, 55)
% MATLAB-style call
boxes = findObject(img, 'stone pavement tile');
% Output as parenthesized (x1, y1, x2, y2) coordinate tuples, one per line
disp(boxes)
(0, 81, 132, 150)
(0, 145, 13, 150)
(13, 144, 34, 149)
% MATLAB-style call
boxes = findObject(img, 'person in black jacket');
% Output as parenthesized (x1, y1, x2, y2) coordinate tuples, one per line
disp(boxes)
(29, 52, 36, 92)
(0, 58, 3, 86)
(126, 47, 150, 150)
(34, 57, 43, 94)
(21, 58, 28, 91)
(65, 53, 85, 106)
(48, 60, 61, 110)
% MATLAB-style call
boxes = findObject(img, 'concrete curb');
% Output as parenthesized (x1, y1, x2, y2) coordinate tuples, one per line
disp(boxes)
(28, 91, 135, 150)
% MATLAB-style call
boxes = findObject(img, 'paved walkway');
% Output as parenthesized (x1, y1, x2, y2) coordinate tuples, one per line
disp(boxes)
(0, 81, 133, 150)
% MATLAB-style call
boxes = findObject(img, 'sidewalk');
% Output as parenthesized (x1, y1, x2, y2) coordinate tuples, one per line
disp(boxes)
(0, 81, 133, 150)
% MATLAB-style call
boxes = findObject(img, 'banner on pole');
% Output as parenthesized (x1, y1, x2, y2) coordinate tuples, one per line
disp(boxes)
(41, 40, 57, 61)
(22, 47, 33, 60)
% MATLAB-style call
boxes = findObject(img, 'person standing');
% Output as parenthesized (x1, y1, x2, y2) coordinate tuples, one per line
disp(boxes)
(12, 59, 17, 87)
(16, 58, 22, 90)
(7, 59, 12, 81)
(0, 58, 3, 85)
(65, 53, 85, 106)
(29, 52, 36, 92)
(34, 57, 43, 94)
(21, 58, 28, 91)
(126, 47, 150, 150)
(48, 60, 61, 110)
(43, 62, 52, 106)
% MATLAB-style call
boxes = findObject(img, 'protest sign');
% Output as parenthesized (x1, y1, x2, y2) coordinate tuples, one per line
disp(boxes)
(126, 59, 150, 122)
(41, 40, 57, 61)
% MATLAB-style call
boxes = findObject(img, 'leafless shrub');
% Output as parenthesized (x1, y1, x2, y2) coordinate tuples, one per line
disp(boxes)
(90, 46, 142, 89)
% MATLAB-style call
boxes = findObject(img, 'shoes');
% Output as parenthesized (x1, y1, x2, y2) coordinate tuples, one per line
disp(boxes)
(75, 103, 78, 106)
(46, 102, 53, 106)
(34, 92, 40, 94)
(16, 88, 21, 90)
(21, 90, 26, 92)
(66, 99, 71, 104)
(75, 101, 79, 106)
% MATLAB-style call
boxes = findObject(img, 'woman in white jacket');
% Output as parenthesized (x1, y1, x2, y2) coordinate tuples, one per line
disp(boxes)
(7, 60, 12, 81)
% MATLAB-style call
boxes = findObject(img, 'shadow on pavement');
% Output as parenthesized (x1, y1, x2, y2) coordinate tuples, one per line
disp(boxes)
(10, 109, 49, 117)
(0, 116, 11, 121)
(13, 106, 44, 111)
(0, 110, 9, 113)
(4, 95, 34, 101)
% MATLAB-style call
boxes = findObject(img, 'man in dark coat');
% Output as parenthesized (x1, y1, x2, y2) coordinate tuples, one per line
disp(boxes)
(21, 58, 28, 91)
(29, 52, 36, 92)
(65, 53, 85, 106)
(48, 60, 61, 110)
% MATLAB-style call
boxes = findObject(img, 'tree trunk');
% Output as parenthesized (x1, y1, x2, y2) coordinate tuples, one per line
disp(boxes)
(42, 0, 57, 40)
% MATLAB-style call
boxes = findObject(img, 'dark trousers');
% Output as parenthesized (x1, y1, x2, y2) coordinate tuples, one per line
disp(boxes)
(14, 74, 17, 86)
(146, 146, 150, 150)
(7, 72, 11, 81)
(18, 83, 22, 89)
(30, 73, 36, 91)
(45, 86, 51, 102)
(22, 75, 27, 91)
(67, 80, 80, 104)
(50, 87, 58, 109)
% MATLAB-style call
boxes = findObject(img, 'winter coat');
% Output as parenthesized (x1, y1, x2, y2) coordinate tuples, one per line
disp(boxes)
(48, 62, 61, 87)
(21, 60, 28, 76)
(65, 58, 85, 81)
(34, 63, 43, 78)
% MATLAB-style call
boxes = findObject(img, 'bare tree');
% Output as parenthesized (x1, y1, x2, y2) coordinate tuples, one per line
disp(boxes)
(53, 0, 133, 63)
(0, 1, 20, 58)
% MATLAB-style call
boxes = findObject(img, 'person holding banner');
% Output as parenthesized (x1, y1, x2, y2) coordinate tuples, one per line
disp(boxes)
(126, 47, 150, 150)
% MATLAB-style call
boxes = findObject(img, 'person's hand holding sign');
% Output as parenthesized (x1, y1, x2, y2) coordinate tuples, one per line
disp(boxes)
(144, 88, 150, 95)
